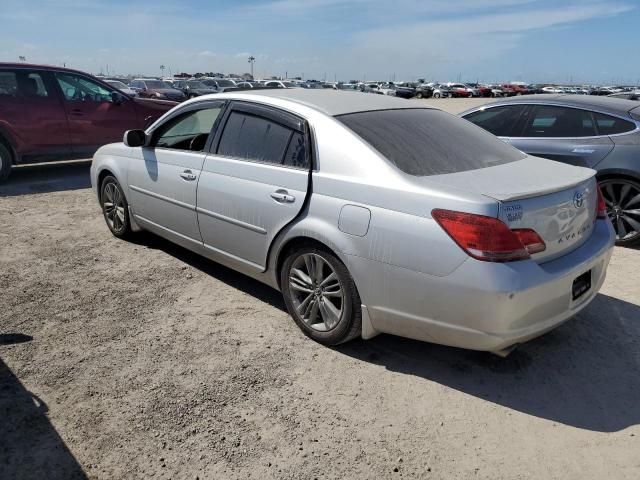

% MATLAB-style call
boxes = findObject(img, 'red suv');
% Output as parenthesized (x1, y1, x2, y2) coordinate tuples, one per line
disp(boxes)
(0, 63, 177, 182)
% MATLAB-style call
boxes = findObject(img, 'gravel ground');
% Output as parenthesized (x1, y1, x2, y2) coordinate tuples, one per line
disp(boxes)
(1, 97, 639, 480)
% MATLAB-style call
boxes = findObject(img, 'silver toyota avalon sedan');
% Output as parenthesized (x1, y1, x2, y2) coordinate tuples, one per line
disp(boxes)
(90, 89, 615, 355)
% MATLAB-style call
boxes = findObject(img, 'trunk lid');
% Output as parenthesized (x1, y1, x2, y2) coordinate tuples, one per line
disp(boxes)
(425, 156, 598, 262)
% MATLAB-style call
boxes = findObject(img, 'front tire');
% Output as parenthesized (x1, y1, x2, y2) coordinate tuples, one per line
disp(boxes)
(0, 142, 12, 183)
(433, 92, 441, 99)
(100, 175, 132, 239)
(281, 246, 362, 345)
(600, 178, 640, 246)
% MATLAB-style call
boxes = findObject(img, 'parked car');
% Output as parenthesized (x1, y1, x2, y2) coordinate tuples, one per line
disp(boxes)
(414, 84, 434, 99)
(609, 91, 640, 101)
(431, 84, 451, 98)
(105, 80, 137, 97)
(485, 85, 507, 97)
(200, 78, 238, 93)
(591, 86, 623, 96)
(447, 83, 475, 98)
(263, 80, 300, 89)
(461, 95, 640, 245)
(502, 84, 531, 95)
(130, 79, 186, 102)
(0, 63, 176, 182)
(390, 83, 417, 99)
(91, 89, 614, 355)
(172, 80, 217, 98)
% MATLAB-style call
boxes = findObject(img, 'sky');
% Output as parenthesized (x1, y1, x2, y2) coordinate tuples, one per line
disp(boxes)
(0, 0, 638, 84)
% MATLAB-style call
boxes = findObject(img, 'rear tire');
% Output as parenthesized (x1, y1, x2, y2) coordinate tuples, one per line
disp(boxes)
(599, 178, 640, 246)
(433, 92, 441, 99)
(415, 92, 423, 99)
(0, 142, 12, 183)
(100, 175, 132, 239)
(281, 245, 362, 346)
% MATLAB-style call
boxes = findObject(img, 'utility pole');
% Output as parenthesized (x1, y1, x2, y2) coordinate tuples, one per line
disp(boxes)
(248, 56, 255, 79)
(160, 65, 165, 78)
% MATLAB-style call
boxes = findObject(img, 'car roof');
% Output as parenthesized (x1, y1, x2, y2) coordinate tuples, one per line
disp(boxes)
(476, 94, 640, 116)
(213, 88, 431, 116)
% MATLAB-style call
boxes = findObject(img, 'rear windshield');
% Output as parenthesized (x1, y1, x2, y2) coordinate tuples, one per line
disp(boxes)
(336, 108, 526, 176)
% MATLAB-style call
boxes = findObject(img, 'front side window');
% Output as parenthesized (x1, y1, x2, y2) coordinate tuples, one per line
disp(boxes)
(0, 70, 18, 96)
(56, 73, 112, 102)
(463, 105, 525, 137)
(217, 111, 308, 168)
(153, 107, 223, 151)
(592, 112, 636, 135)
(521, 106, 596, 138)
(337, 108, 526, 176)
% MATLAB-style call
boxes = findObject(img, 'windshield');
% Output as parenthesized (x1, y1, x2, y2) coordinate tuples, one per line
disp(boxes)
(187, 81, 206, 88)
(107, 81, 127, 89)
(336, 109, 526, 176)
(216, 79, 236, 87)
(145, 80, 171, 89)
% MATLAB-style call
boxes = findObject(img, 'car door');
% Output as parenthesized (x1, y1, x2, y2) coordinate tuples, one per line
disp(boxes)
(197, 102, 311, 271)
(0, 68, 71, 161)
(127, 101, 226, 246)
(509, 105, 615, 167)
(461, 104, 527, 143)
(53, 71, 139, 157)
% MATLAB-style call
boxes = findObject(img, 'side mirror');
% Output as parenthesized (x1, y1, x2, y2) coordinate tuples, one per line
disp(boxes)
(111, 91, 125, 104)
(123, 129, 147, 147)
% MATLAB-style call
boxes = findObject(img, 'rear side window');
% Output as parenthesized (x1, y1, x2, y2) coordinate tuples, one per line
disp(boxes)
(463, 105, 525, 137)
(0, 71, 17, 96)
(521, 106, 596, 137)
(336, 108, 525, 176)
(217, 111, 308, 168)
(0, 71, 49, 97)
(592, 112, 636, 135)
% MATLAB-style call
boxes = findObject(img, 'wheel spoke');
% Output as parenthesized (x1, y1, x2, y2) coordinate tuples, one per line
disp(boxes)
(296, 293, 314, 315)
(616, 217, 627, 238)
(623, 192, 640, 209)
(291, 268, 313, 288)
(604, 184, 616, 203)
(116, 207, 125, 223)
(307, 300, 319, 325)
(623, 215, 640, 234)
(618, 184, 631, 206)
(303, 255, 315, 283)
(289, 276, 313, 293)
(313, 255, 325, 284)
(318, 298, 340, 329)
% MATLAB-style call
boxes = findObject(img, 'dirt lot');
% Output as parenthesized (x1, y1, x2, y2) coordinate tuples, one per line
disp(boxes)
(1, 98, 639, 480)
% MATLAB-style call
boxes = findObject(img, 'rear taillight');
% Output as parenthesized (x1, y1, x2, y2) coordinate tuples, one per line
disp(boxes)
(596, 186, 607, 219)
(432, 209, 546, 262)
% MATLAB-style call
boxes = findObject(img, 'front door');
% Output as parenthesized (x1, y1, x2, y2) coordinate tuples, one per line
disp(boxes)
(127, 102, 226, 246)
(196, 102, 311, 271)
(53, 71, 139, 157)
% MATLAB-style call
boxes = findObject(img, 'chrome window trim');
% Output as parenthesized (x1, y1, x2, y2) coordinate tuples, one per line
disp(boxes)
(464, 101, 640, 140)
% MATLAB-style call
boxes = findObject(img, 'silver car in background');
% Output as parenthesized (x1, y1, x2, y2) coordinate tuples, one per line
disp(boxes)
(460, 95, 640, 245)
(90, 90, 614, 355)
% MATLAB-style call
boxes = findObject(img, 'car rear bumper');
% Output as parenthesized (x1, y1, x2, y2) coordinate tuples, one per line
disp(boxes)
(350, 219, 615, 352)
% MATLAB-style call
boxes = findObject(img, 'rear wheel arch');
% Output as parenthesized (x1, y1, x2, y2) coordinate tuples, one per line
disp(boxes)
(275, 237, 341, 289)
(0, 131, 17, 165)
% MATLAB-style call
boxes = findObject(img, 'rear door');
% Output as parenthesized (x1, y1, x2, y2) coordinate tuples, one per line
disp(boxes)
(127, 101, 226, 246)
(509, 105, 614, 167)
(0, 68, 71, 162)
(197, 101, 311, 271)
(53, 71, 139, 157)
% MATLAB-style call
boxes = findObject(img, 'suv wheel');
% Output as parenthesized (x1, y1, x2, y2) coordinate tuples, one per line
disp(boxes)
(0, 142, 12, 182)
(281, 246, 361, 345)
(100, 175, 132, 239)
(600, 178, 640, 246)
(415, 92, 423, 99)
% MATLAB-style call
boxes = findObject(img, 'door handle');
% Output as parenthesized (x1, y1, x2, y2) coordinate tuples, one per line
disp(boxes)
(270, 189, 295, 203)
(179, 169, 197, 181)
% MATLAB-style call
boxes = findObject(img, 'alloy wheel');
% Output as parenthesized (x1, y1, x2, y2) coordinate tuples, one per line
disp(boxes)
(288, 253, 345, 332)
(102, 182, 127, 234)
(600, 179, 640, 242)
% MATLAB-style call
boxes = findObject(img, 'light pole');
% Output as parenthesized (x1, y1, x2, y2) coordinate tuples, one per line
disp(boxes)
(160, 65, 166, 78)
(248, 56, 255, 80)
